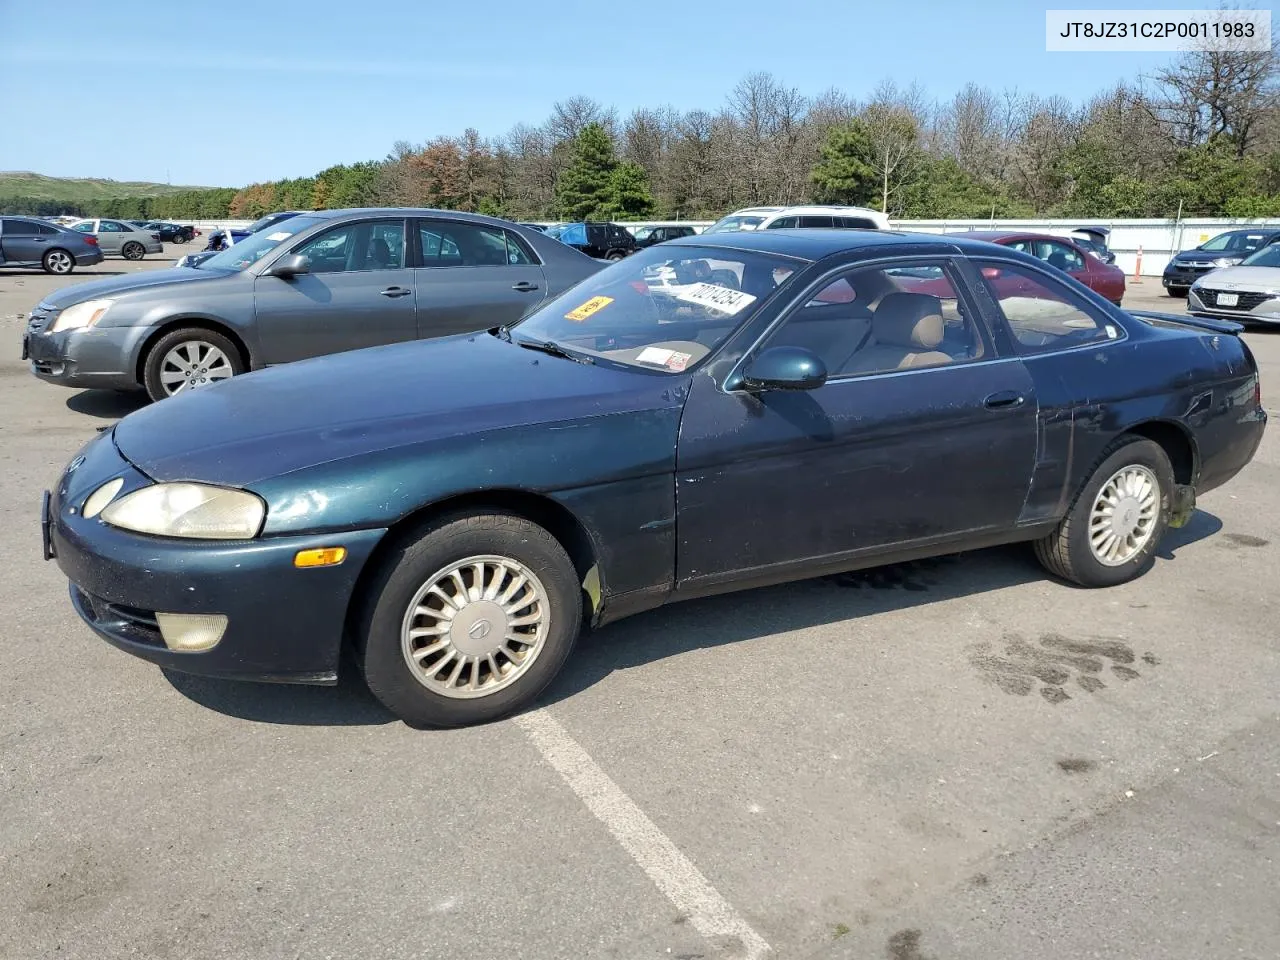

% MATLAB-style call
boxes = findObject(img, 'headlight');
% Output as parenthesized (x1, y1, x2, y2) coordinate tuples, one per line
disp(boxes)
(100, 483, 265, 539)
(1212, 257, 1241, 268)
(48, 299, 114, 333)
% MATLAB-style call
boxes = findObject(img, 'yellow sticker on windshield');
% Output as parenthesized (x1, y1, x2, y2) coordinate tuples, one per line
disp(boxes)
(565, 296, 613, 322)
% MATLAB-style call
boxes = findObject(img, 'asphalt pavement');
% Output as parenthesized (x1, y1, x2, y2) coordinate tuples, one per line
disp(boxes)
(1, 254, 1277, 960)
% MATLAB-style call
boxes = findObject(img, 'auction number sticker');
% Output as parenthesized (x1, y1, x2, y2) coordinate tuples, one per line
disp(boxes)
(674, 283, 757, 315)
(565, 296, 613, 322)
(635, 347, 694, 371)
(265, 231, 293, 241)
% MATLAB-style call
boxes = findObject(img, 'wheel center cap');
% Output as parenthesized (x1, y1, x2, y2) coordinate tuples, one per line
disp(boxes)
(1112, 498, 1141, 536)
(450, 600, 506, 656)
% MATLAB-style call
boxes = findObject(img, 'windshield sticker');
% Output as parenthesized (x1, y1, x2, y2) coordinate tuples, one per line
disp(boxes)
(265, 231, 292, 241)
(674, 282, 757, 315)
(665, 351, 692, 372)
(565, 295, 614, 322)
(635, 347, 675, 366)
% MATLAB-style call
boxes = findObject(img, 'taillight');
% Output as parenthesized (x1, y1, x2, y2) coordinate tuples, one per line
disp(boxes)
(84, 236, 98, 246)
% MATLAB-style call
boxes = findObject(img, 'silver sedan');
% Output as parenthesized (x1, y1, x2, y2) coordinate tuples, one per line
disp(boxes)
(1189, 242, 1280, 325)
(68, 218, 164, 260)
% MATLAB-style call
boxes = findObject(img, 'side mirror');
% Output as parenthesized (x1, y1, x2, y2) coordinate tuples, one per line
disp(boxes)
(739, 346, 827, 392)
(267, 254, 311, 278)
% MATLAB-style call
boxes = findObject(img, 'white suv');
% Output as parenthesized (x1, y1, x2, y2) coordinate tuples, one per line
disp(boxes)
(702, 205, 890, 234)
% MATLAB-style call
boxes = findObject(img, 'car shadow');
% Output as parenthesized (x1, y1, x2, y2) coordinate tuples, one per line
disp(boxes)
(161, 662, 396, 726)
(0, 268, 127, 277)
(65, 389, 148, 418)
(157, 510, 1224, 727)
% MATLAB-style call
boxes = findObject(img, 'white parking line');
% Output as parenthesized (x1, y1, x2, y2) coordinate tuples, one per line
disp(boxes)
(515, 709, 771, 960)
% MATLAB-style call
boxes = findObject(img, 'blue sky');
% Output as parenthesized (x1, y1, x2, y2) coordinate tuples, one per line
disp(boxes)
(0, 0, 1217, 188)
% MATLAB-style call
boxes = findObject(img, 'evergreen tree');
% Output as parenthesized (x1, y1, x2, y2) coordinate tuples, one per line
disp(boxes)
(555, 123, 618, 220)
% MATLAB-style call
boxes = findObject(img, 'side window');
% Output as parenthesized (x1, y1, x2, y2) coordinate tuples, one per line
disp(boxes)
(73, 222, 94, 233)
(1035, 240, 1085, 272)
(798, 215, 835, 228)
(5, 219, 38, 236)
(98, 221, 122, 232)
(763, 261, 983, 379)
(295, 219, 406, 273)
(975, 260, 1117, 352)
(766, 216, 798, 229)
(837, 217, 877, 229)
(503, 230, 534, 265)
(37, 223, 58, 236)
(420, 221, 522, 267)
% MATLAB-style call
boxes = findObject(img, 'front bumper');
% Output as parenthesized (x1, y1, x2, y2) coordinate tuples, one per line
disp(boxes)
(24, 315, 146, 390)
(1188, 288, 1280, 325)
(47, 435, 387, 683)
(1163, 262, 1220, 288)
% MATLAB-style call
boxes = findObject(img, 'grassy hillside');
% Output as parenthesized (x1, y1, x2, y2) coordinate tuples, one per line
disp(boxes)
(0, 171, 212, 202)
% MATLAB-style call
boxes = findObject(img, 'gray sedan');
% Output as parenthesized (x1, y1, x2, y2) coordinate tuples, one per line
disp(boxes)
(0, 216, 105, 274)
(25, 208, 604, 401)
(1188, 242, 1280, 325)
(69, 218, 164, 260)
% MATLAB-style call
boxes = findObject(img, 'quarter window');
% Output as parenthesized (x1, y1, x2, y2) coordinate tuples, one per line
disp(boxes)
(975, 261, 1116, 351)
(1033, 240, 1085, 272)
(763, 261, 983, 378)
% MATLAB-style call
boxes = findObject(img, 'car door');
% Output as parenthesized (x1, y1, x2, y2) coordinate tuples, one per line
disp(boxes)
(413, 219, 547, 337)
(96, 220, 126, 255)
(253, 217, 418, 364)
(675, 257, 1038, 584)
(0, 218, 46, 264)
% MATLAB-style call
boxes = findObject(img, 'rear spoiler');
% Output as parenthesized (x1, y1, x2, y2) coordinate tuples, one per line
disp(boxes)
(1127, 310, 1244, 335)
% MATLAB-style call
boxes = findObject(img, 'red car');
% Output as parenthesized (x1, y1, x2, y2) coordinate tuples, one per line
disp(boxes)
(959, 231, 1126, 305)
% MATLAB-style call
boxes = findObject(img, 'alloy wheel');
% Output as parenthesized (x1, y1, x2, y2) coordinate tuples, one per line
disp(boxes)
(159, 341, 235, 395)
(1088, 464, 1159, 566)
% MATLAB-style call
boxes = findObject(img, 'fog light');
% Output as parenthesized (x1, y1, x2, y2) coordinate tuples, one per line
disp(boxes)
(155, 613, 227, 652)
(294, 546, 346, 568)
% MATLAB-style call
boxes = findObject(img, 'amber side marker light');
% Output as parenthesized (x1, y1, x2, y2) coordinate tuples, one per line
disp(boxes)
(294, 547, 347, 568)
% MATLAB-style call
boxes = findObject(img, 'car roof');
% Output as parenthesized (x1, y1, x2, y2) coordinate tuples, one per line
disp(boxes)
(665, 228, 978, 261)
(1212, 227, 1279, 237)
(953, 230, 1078, 244)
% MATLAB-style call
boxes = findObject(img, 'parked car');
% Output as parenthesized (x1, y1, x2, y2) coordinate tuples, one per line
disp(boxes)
(958, 231, 1126, 305)
(24, 209, 602, 401)
(702, 204, 890, 233)
(519, 222, 550, 233)
(203, 210, 309, 251)
(145, 221, 196, 243)
(68, 219, 163, 260)
(41, 229, 1265, 728)
(0, 216, 105, 274)
(551, 221, 638, 260)
(1068, 227, 1116, 264)
(1187, 241, 1280, 324)
(1162, 228, 1280, 297)
(633, 224, 698, 248)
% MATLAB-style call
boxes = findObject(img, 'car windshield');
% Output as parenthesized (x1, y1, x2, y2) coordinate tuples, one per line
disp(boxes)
(244, 212, 292, 233)
(702, 215, 767, 234)
(633, 226, 654, 241)
(509, 244, 802, 372)
(1200, 232, 1268, 253)
(197, 216, 326, 271)
(1241, 244, 1280, 268)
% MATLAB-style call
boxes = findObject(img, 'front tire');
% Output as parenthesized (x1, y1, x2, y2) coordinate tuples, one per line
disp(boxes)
(1034, 437, 1173, 588)
(606, 250, 626, 261)
(358, 512, 582, 728)
(1167, 286, 1189, 298)
(42, 248, 74, 275)
(122, 241, 145, 260)
(142, 327, 244, 401)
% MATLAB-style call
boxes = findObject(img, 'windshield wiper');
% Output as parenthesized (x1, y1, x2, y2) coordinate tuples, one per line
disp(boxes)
(516, 337, 594, 364)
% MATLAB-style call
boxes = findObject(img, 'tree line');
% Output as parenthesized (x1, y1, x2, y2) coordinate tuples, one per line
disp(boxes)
(8, 41, 1277, 223)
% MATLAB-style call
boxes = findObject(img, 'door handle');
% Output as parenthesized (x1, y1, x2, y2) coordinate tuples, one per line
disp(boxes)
(380, 287, 412, 298)
(984, 390, 1025, 410)
(511, 281, 539, 292)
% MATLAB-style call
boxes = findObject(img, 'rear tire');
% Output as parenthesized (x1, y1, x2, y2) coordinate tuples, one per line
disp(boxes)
(122, 241, 145, 261)
(1033, 437, 1174, 588)
(357, 512, 582, 728)
(142, 327, 245, 401)
(42, 248, 75, 275)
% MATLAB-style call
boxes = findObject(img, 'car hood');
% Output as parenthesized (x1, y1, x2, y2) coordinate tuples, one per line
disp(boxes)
(43, 267, 235, 308)
(1192, 265, 1280, 289)
(1172, 249, 1240, 263)
(112, 333, 685, 487)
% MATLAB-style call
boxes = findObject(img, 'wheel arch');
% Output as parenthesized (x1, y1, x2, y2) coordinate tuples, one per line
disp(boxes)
(343, 488, 603, 649)
(134, 318, 253, 385)
(1121, 418, 1199, 487)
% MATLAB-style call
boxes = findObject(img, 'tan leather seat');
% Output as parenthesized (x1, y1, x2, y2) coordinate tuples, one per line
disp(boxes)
(840, 292, 953, 374)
